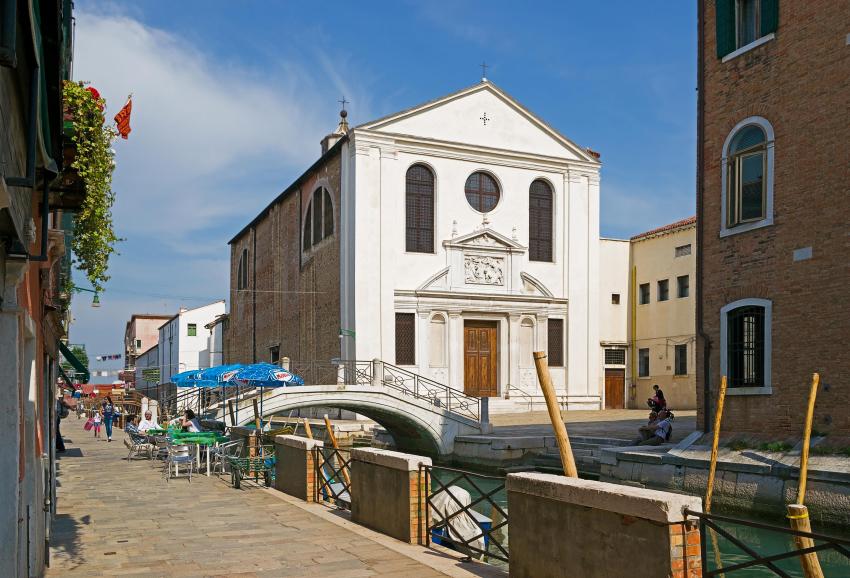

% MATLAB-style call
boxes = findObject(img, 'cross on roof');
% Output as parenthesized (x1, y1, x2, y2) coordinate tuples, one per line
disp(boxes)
(480, 62, 488, 81)
(339, 96, 348, 111)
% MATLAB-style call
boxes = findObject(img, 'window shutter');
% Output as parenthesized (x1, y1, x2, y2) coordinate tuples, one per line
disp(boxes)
(760, 0, 778, 36)
(395, 313, 416, 365)
(715, 0, 736, 58)
(547, 319, 564, 367)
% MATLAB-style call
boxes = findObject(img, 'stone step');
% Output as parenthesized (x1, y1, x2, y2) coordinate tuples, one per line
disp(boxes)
(569, 436, 633, 447)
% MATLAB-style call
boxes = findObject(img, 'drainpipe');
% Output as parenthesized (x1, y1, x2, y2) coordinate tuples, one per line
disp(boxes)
(696, 0, 711, 433)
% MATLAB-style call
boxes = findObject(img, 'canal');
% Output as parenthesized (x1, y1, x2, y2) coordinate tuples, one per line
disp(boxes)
(431, 467, 850, 576)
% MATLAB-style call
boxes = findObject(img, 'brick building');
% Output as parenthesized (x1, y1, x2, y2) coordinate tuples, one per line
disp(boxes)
(697, 0, 849, 435)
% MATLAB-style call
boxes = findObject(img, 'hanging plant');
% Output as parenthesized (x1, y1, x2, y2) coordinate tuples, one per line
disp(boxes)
(62, 80, 119, 293)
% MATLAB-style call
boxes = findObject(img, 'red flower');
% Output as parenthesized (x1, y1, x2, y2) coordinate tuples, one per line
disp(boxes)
(85, 86, 105, 111)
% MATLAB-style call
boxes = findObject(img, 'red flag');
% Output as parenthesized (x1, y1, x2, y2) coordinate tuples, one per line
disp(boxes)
(114, 97, 132, 139)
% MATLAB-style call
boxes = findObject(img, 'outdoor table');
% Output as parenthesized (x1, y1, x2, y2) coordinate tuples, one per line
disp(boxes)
(173, 433, 229, 476)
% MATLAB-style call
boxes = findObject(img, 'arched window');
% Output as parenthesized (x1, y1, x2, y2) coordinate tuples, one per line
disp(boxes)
(237, 248, 248, 290)
(464, 172, 500, 213)
(303, 187, 334, 252)
(529, 179, 553, 262)
(721, 117, 774, 236)
(405, 164, 434, 253)
(519, 318, 535, 367)
(720, 298, 772, 391)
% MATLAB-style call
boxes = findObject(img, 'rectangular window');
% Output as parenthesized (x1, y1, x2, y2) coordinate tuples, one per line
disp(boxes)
(548, 319, 564, 367)
(135, 339, 142, 349)
(727, 306, 765, 387)
(604, 348, 626, 365)
(675, 244, 692, 258)
(677, 275, 690, 298)
(395, 313, 416, 365)
(716, 0, 778, 59)
(638, 348, 650, 377)
(675, 344, 688, 376)
(736, 0, 759, 48)
(611, 293, 620, 305)
(187, 324, 197, 337)
(657, 279, 669, 302)
(639, 283, 650, 305)
(269, 345, 280, 364)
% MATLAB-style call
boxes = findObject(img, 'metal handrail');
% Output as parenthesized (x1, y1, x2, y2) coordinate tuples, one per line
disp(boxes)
(683, 508, 850, 576)
(420, 464, 509, 564)
(506, 383, 536, 412)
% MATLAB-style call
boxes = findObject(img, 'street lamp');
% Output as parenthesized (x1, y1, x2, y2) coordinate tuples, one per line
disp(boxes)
(70, 285, 101, 308)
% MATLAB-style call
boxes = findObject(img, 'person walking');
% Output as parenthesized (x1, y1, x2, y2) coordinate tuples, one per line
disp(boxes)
(56, 396, 71, 453)
(102, 396, 116, 442)
(93, 410, 102, 438)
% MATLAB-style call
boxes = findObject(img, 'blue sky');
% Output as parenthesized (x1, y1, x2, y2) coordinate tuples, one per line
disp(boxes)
(70, 1, 697, 380)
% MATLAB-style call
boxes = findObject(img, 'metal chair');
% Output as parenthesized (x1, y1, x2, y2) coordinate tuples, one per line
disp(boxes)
(210, 440, 243, 477)
(124, 432, 154, 461)
(163, 441, 196, 482)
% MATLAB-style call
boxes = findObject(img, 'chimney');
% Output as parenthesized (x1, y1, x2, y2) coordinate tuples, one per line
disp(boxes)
(321, 103, 349, 155)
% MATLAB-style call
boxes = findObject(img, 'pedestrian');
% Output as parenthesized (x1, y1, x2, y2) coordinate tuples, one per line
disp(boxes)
(56, 396, 71, 453)
(102, 395, 115, 442)
(93, 410, 102, 438)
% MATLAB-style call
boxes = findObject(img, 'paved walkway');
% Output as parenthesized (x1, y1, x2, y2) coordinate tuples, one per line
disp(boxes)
(48, 430, 501, 577)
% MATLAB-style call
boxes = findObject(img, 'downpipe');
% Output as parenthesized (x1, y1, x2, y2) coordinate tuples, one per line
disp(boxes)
(696, 0, 711, 433)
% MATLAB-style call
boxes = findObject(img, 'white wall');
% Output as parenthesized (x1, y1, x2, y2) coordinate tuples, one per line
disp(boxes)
(599, 239, 630, 344)
(158, 301, 226, 381)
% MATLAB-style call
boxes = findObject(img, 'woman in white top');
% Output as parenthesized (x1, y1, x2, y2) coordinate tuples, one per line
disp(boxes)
(180, 409, 202, 433)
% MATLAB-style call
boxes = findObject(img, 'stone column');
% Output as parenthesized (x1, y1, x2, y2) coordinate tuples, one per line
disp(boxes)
(507, 313, 521, 398)
(274, 435, 324, 502)
(507, 472, 702, 578)
(447, 310, 463, 389)
(350, 448, 432, 544)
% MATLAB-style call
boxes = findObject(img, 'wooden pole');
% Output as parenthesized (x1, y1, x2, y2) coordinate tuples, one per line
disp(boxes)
(227, 400, 236, 427)
(705, 376, 727, 513)
(786, 373, 823, 578)
(303, 418, 314, 439)
(252, 398, 262, 458)
(533, 352, 578, 478)
(323, 414, 351, 486)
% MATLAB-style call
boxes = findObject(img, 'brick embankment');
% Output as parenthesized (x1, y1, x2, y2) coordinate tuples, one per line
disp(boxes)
(47, 430, 486, 577)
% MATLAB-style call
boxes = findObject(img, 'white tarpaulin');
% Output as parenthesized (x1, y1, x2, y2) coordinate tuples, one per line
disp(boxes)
(430, 486, 485, 554)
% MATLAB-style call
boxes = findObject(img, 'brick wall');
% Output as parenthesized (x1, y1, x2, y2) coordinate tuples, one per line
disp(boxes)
(698, 2, 850, 434)
(226, 150, 342, 365)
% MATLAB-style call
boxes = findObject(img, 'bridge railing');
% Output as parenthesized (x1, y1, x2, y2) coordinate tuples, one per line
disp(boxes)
(377, 361, 480, 422)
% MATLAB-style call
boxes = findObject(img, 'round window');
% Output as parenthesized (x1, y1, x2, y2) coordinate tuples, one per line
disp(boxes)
(464, 172, 500, 213)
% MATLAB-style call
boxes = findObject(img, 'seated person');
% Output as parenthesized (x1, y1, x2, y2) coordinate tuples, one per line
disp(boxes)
(124, 415, 148, 445)
(138, 411, 160, 432)
(180, 409, 202, 433)
(638, 410, 673, 446)
(632, 411, 659, 444)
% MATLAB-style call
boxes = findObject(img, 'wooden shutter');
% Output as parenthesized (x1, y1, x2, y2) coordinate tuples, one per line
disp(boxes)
(405, 165, 434, 253)
(529, 180, 553, 262)
(548, 318, 564, 367)
(760, 0, 778, 36)
(395, 313, 416, 365)
(715, 0, 736, 58)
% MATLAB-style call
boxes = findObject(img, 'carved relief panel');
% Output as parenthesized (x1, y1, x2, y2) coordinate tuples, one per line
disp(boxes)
(464, 255, 504, 286)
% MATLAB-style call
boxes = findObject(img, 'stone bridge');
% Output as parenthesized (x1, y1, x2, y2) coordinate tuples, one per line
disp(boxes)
(211, 360, 486, 455)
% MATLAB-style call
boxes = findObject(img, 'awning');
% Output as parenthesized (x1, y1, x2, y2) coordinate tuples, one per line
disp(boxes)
(57, 363, 74, 387)
(59, 340, 90, 382)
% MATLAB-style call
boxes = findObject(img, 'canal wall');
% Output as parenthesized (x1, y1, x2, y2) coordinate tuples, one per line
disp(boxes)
(600, 444, 850, 527)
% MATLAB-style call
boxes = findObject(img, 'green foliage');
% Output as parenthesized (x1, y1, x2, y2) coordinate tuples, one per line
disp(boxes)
(62, 81, 118, 293)
(727, 439, 751, 451)
(758, 441, 793, 453)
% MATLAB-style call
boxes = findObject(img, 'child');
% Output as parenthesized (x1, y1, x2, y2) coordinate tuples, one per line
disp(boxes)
(93, 410, 102, 438)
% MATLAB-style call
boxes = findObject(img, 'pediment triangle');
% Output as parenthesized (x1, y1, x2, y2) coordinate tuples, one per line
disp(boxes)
(444, 228, 523, 250)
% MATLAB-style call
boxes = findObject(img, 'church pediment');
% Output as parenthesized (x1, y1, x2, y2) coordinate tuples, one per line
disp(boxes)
(443, 228, 525, 254)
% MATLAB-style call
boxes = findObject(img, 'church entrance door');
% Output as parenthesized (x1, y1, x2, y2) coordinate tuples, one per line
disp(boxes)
(604, 368, 625, 409)
(464, 321, 498, 397)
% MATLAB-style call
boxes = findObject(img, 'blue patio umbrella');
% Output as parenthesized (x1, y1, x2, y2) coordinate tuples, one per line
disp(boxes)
(230, 363, 304, 429)
(170, 369, 205, 384)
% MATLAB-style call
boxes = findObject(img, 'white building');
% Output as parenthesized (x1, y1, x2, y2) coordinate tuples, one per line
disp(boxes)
(339, 81, 603, 409)
(134, 344, 159, 395)
(157, 301, 226, 382)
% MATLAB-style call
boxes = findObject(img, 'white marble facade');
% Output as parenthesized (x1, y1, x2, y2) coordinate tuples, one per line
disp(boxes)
(338, 81, 603, 408)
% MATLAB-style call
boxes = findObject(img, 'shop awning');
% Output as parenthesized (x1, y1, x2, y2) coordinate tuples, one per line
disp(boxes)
(57, 363, 74, 388)
(59, 340, 90, 382)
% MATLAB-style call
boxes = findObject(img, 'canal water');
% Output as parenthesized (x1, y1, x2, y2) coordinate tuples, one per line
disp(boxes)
(431, 468, 850, 576)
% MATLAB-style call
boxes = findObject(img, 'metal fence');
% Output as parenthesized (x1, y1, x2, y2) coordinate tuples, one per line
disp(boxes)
(684, 508, 850, 576)
(420, 464, 509, 564)
(313, 446, 351, 510)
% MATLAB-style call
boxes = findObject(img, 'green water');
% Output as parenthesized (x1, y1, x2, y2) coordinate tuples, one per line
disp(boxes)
(431, 468, 850, 576)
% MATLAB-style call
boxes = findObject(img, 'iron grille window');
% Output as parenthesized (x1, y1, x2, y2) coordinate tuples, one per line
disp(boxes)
(675, 244, 692, 257)
(727, 306, 765, 387)
(639, 283, 650, 305)
(605, 348, 626, 365)
(675, 344, 688, 375)
(529, 179, 553, 262)
(678, 275, 690, 298)
(548, 319, 564, 367)
(464, 172, 500, 213)
(405, 164, 435, 253)
(639, 348, 650, 377)
(658, 279, 669, 302)
(395, 313, 416, 366)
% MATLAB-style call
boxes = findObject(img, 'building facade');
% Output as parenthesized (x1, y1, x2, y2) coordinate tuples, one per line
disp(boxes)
(124, 314, 170, 370)
(697, 0, 849, 434)
(630, 218, 696, 410)
(157, 301, 226, 381)
(598, 238, 630, 409)
(229, 81, 605, 408)
(0, 2, 75, 575)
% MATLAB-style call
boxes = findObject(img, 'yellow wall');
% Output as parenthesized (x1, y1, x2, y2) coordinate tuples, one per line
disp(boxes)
(630, 225, 696, 409)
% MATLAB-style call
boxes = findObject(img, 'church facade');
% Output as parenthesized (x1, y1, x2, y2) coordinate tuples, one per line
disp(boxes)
(228, 81, 605, 409)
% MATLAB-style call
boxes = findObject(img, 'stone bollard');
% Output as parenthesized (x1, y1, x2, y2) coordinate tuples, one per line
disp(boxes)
(507, 473, 702, 578)
(350, 447, 431, 544)
(274, 435, 324, 502)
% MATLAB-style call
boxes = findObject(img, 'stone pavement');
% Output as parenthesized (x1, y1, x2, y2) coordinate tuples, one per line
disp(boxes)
(48, 430, 503, 577)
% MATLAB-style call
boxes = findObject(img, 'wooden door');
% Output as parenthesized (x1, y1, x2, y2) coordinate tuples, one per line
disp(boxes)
(464, 321, 498, 397)
(604, 368, 625, 409)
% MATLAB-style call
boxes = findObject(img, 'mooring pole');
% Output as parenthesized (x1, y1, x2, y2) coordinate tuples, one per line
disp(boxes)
(533, 351, 577, 478)
(323, 414, 351, 486)
(787, 373, 824, 578)
(303, 418, 313, 439)
(705, 375, 727, 576)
